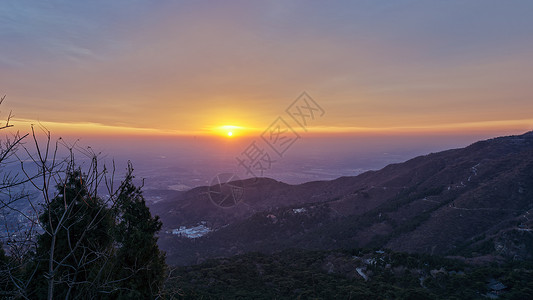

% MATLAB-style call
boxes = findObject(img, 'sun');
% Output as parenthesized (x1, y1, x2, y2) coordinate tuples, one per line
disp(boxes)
(215, 125, 243, 137)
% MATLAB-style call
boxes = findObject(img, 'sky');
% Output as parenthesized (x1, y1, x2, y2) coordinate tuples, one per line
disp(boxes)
(1, 0, 532, 140)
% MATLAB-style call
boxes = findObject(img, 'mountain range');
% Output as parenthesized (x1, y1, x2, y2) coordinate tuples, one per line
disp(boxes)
(151, 131, 533, 266)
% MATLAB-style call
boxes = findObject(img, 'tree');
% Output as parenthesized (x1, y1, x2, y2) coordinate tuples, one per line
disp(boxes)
(22, 154, 168, 299)
(27, 165, 167, 299)
(0, 96, 32, 298)
(106, 164, 166, 299)
(0, 97, 167, 298)
(29, 169, 114, 299)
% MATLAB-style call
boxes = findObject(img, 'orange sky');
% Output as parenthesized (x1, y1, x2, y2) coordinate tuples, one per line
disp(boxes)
(1, 1, 533, 139)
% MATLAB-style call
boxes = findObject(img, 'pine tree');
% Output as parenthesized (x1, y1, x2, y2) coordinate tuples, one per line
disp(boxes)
(30, 170, 113, 299)
(21, 163, 167, 299)
(107, 165, 167, 299)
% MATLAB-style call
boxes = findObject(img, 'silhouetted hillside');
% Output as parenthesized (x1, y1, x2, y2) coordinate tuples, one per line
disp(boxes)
(153, 132, 533, 265)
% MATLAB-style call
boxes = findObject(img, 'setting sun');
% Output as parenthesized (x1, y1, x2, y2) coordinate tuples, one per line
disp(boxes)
(213, 125, 244, 137)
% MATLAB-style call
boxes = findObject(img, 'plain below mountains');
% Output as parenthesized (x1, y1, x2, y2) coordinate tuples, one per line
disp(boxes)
(151, 132, 533, 266)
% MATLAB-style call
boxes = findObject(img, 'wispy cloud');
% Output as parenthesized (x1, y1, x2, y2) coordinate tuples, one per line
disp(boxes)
(1, 1, 533, 135)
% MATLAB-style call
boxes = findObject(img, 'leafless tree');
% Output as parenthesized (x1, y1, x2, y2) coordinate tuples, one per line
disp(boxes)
(0, 95, 31, 298)
(1, 122, 111, 298)
(1, 97, 169, 299)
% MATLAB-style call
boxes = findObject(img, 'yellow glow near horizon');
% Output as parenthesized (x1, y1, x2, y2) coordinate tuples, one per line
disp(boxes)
(213, 125, 244, 137)
(2, 2, 533, 143)
(8, 118, 532, 139)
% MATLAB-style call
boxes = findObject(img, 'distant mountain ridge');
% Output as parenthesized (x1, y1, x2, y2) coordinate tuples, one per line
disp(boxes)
(152, 131, 533, 265)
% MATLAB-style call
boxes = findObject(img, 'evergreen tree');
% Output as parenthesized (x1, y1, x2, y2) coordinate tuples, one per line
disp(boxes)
(30, 170, 113, 299)
(107, 165, 166, 299)
(26, 165, 167, 299)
